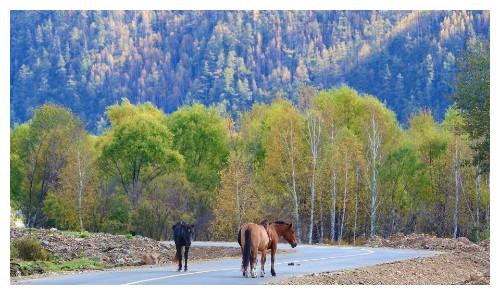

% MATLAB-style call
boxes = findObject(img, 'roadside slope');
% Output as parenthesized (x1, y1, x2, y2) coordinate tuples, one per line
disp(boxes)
(272, 234, 489, 285)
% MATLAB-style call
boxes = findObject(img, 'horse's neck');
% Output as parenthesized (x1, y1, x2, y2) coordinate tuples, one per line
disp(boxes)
(270, 224, 283, 239)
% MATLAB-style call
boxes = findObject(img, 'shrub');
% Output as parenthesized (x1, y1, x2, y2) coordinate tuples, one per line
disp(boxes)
(126, 233, 133, 240)
(10, 242, 19, 259)
(79, 231, 89, 238)
(12, 238, 48, 261)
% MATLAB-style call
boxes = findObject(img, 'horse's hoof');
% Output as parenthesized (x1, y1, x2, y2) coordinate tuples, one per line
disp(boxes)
(260, 272, 265, 277)
(271, 270, 276, 276)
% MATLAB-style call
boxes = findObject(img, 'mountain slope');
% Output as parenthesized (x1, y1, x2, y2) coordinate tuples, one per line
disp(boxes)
(10, 10, 489, 130)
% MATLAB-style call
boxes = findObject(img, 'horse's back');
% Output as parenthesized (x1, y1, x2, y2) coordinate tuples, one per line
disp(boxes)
(239, 223, 269, 251)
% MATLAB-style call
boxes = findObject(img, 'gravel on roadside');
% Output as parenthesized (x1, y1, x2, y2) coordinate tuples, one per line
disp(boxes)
(271, 233, 489, 285)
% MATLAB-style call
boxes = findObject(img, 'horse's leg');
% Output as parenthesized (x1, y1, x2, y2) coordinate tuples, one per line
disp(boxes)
(260, 249, 267, 277)
(239, 240, 244, 274)
(270, 245, 277, 276)
(176, 245, 182, 271)
(250, 249, 258, 278)
(241, 246, 246, 276)
(184, 246, 190, 272)
(239, 229, 245, 276)
(249, 251, 254, 278)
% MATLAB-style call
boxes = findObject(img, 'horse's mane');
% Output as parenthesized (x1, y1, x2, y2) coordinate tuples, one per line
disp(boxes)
(272, 221, 288, 225)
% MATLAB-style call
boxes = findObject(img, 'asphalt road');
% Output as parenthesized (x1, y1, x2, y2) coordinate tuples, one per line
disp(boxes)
(15, 241, 438, 285)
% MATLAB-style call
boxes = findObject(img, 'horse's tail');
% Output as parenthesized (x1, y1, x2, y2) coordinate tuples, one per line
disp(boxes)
(242, 229, 252, 271)
(237, 228, 242, 246)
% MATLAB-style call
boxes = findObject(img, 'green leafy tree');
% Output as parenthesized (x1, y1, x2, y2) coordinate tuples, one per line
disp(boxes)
(379, 145, 422, 235)
(168, 103, 230, 191)
(98, 99, 184, 205)
(11, 104, 81, 227)
(452, 39, 489, 173)
(42, 192, 79, 230)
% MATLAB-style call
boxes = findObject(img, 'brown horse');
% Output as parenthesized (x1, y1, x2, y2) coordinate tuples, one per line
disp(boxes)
(238, 220, 298, 278)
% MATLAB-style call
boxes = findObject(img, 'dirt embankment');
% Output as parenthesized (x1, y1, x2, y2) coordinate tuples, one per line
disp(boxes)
(275, 233, 489, 285)
(10, 228, 240, 279)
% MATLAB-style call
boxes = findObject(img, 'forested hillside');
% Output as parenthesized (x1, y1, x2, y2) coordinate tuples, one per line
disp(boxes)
(11, 82, 490, 243)
(10, 10, 489, 130)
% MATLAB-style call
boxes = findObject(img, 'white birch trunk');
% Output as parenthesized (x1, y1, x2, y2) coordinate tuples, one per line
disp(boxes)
(368, 115, 381, 237)
(77, 147, 84, 232)
(353, 166, 359, 243)
(330, 171, 337, 241)
(306, 112, 321, 244)
(287, 119, 301, 242)
(319, 199, 324, 242)
(329, 125, 336, 241)
(339, 158, 348, 242)
(474, 166, 481, 241)
(453, 136, 459, 239)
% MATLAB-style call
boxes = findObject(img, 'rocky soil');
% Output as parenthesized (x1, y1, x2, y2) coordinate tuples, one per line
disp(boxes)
(10, 228, 240, 278)
(273, 233, 490, 285)
(364, 232, 484, 252)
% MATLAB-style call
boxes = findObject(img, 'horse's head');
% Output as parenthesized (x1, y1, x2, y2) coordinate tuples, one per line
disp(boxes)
(172, 221, 195, 245)
(281, 223, 298, 248)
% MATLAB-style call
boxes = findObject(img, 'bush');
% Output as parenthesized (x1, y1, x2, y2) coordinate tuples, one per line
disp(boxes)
(12, 238, 48, 261)
(10, 242, 19, 259)
(79, 231, 89, 238)
(126, 233, 133, 240)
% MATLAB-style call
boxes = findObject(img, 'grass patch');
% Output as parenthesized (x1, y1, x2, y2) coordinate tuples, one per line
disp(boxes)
(126, 233, 133, 240)
(43, 257, 108, 272)
(79, 231, 89, 238)
(13, 257, 109, 276)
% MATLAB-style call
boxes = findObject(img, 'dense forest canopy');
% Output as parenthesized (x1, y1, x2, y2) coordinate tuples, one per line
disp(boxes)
(10, 10, 489, 244)
(10, 85, 490, 243)
(10, 10, 490, 131)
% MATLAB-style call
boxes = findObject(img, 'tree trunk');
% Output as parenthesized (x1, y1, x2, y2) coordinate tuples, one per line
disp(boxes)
(76, 147, 85, 232)
(390, 189, 396, 235)
(308, 158, 317, 244)
(368, 115, 381, 237)
(236, 178, 241, 229)
(339, 158, 348, 242)
(474, 166, 481, 241)
(319, 196, 324, 242)
(453, 136, 459, 239)
(287, 119, 301, 242)
(330, 171, 337, 241)
(306, 112, 321, 244)
(353, 166, 359, 243)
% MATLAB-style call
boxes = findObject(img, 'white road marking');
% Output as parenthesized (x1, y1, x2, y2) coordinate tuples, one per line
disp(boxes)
(123, 248, 374, 285)
(123, 267, 240, 285)
(275, 248, 374, 265)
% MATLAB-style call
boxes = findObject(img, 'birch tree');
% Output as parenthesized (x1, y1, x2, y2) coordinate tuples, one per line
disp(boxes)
(368, 114, 382, 237)
(305, 111, 321, 244)
(282, 118, 302, 241)
(260, 99, 305, 241)
(59, 128, 97, 231)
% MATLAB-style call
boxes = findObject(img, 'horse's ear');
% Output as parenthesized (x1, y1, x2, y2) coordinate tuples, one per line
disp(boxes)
(289, 223, 293, 228)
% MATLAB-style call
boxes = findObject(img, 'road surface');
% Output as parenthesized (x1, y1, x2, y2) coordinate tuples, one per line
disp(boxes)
(14, 241, 438, 285)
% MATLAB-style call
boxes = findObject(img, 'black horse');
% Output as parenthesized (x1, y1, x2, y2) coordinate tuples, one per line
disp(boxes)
(172, 221, 195, 272)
